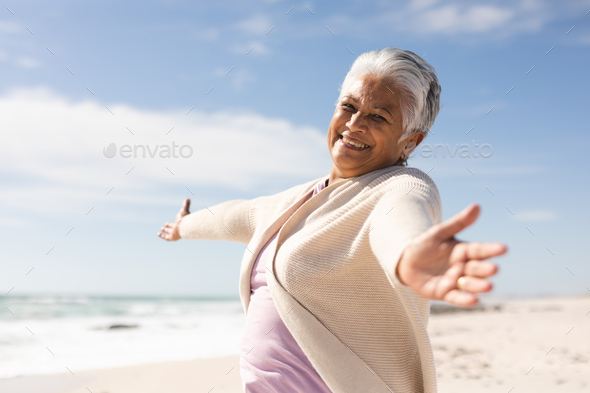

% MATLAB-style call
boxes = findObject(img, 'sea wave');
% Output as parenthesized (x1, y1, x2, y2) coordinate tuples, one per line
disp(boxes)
(0, 295, 245, 378)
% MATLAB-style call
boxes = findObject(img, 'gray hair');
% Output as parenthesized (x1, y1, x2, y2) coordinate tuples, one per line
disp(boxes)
(336, 47, 441, 141)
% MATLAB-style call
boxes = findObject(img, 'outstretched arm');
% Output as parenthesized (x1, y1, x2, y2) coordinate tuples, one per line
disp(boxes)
(369, 192, 506, 308)
(157, 198, 255, 244)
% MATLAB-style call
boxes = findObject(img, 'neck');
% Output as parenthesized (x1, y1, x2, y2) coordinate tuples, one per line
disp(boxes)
(328, 159, 405, 186)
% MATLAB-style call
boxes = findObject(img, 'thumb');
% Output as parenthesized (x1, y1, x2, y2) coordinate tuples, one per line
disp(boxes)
(435, 203, 480, 239)
(181, 198, 191, 215)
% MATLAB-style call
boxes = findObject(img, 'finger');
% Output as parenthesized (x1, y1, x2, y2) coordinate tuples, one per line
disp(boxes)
(453, 242, 507, 262)
(160, 223, 173, 233)
(457, 276, 493, 293)
(442, 289, 479, 307)
(464, 260, 498, 278)
(435, 203, 480, 239)
(157, 232, 170, 241)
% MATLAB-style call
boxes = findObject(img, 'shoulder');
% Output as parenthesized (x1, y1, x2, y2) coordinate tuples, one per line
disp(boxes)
(366, 166, 442, 222)
(247, 176, 326, 235)
(366, 166, 439, 195)
(251, 176, 324, 210)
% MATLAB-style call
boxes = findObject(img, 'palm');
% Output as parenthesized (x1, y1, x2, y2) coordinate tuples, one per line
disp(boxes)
(397, 204, 507, 307)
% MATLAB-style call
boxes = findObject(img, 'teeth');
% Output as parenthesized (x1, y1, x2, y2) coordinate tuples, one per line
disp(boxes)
(342, 136, 369, 149)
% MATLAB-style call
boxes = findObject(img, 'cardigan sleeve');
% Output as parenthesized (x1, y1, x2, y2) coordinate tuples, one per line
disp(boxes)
(178, 199, 255, 245)
(368, 189, 440, 289)
(177, 178, 321, 246)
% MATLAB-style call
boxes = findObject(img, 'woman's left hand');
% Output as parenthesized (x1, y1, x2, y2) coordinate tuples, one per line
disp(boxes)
(396, 203, 507, 307)
(157, 198, 191, 241)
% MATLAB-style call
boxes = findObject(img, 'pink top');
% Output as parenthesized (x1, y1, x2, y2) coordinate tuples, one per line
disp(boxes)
(240, 178, 332, 393)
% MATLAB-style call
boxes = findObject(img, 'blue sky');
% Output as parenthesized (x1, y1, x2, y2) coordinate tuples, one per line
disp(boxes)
(1, 0, 589, 299)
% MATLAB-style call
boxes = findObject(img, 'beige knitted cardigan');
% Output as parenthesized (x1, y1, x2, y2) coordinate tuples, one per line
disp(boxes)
(179, 166, 442, 393)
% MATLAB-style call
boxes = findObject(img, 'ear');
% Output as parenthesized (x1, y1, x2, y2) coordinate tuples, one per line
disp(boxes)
(402, 132, 425, 156)
(410, 131, 425, 148)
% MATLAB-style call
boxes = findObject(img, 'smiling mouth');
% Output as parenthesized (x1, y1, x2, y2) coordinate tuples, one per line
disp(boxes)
(339, 135, 370, 149)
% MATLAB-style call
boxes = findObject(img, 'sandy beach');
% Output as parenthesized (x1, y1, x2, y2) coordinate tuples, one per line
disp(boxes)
(430, 295, 589, 392)
(0, 356, 243, 393)
(2, 295, 588, 393)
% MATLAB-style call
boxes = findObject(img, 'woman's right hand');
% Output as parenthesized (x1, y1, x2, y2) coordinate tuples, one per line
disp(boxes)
(157, 199, 191, 241)
(396, 203, 507, 307)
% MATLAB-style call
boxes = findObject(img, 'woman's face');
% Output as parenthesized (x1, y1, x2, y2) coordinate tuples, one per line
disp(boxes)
(327, 74, 423, 179)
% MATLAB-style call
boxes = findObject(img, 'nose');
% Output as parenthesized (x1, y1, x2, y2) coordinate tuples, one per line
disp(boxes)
(345, 111, 369, 133)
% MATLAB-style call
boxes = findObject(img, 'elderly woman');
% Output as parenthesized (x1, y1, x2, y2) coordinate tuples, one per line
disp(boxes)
(158, 47, 507, 393)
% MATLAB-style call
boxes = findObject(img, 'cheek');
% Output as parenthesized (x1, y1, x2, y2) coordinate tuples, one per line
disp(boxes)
(328, 120, 341, 146)
(373, 129, 400, 156)
(331, 111, 349, 130)
(328, 125, 337, 144)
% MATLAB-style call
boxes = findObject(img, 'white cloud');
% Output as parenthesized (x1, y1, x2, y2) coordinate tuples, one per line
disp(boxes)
(230, 16, 274, 56)
(515, 210, 558, 222)
(319, 0, 588, 42)
(417, 4, 514, 34)
(408, 0, 441, 11)
(0, 217, 30, 227)
(0, 21, 22, 34)
(213, 66, 256, 90)
(0, 87, 331, 218)
(15, 57, 40, 69)
(229, 68, 256, 91)
(380, 0, 550, 38)
(235, 14, 274, 36)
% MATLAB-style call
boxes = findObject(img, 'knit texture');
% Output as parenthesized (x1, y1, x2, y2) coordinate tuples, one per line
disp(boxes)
(179, 166, 442, 393)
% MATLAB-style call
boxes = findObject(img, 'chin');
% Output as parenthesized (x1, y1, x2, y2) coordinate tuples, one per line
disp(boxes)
(331, 157, 362, 174)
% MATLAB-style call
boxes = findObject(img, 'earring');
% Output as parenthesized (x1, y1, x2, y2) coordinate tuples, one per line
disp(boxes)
(401, 148, 408, 160)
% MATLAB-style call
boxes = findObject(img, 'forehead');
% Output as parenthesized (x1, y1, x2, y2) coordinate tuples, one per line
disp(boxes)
(342, 74, 400, 108)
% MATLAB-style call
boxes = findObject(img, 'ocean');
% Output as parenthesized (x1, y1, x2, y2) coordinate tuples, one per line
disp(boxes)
(0, 295, 246, 379)
(1, 294, 510, 379)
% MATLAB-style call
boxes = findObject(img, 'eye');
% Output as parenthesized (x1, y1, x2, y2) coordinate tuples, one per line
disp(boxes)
(342, 103, 355, 111)
(372, 114, 387, 122)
